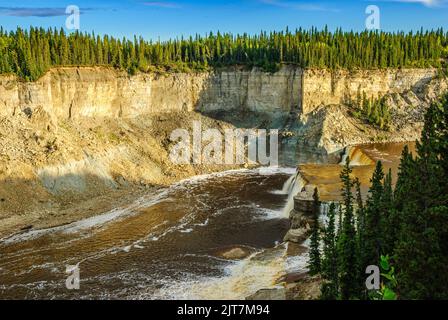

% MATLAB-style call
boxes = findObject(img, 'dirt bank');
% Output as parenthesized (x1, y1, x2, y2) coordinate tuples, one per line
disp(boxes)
(0, 110, 246, 239)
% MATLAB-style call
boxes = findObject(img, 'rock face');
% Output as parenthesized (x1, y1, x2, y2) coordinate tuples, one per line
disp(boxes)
(302, 68, 437, 114)
(197, 66, 303, 114)
(284, 184, 318, 244)
(246, 288, 287, 300)
(0, 67, 208, 119)
(299, 73, 448, 154)
(0, 66, 440, 121)
(1, 65, 444, 158)
(0, 66, 303, 120)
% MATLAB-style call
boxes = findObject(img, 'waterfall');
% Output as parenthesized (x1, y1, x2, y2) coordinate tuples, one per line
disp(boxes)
(319, 202, 330, 216)
(339, 146, 352, 165)
(339, 146, 375, 166)
(282, 172, 306, 218)
(280, 175, 296, 195)
(318, 202, 331, 226)
(318, 202, 342, 230)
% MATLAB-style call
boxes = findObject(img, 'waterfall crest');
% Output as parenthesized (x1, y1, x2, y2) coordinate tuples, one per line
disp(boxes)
(280, 175, 295, 195)
(339, 146, 375, 166)
(281, 171, 305, 218)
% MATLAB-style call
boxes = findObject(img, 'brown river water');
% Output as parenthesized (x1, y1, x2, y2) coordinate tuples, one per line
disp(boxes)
(0, 142, 413, 300)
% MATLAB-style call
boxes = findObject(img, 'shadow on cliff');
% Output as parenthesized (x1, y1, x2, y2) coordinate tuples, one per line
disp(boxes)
(190, 77, 314, 166)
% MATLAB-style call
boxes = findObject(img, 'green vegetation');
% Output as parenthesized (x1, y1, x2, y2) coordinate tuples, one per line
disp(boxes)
(1, 26, 448, 80)
(312, 94, 448, 300)
(320, 203, 339, 300)
(373, 255, 398, 300)
(308, 188, 322, 275)
(349, 93, 392, 130)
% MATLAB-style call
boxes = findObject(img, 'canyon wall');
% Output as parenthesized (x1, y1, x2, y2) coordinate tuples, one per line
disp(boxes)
(302, 68, 437, 114)
(196, 66, 302, 114)
(0, 66, 437, 120)
(0, 66, 303, 120)
(0, 67, 208, 119)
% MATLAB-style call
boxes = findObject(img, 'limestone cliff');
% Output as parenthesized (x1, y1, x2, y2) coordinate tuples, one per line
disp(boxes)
(0, 66, 303, 120)
(0, 67, 208, 119)
(299, 73, 448, 154)
(197, 66, 302, 114)
(1, 66, 438, 121)
(302, 68, 437, 114)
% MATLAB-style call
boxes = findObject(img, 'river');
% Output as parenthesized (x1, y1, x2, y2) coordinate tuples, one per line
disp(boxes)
(0, 167, 308, 299)
(0, 142, 412, 300)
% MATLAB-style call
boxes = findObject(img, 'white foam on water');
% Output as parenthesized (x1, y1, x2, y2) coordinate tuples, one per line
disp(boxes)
(194, 218, 209, 227)
(255, 208, 284, 220)
(282, 173, 306, 218)
(2, 167, 296, 245)
(0, 165, 315, 300)
(1, 189, 170, 244)
(257, 167, 296, 176)
(269, 189, 287, 195)
(285, 254, 309, 274)
(283, 175, 295, 193)
(3, 262, 61, 278)
(142, 246, 289, 300)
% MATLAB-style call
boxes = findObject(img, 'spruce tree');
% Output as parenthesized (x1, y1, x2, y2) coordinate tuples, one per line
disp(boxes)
(308, 188, 322, 275)
(381, 169, 395, 254)
(363, 161, 385, 269)
(321, 202, 339, 300)
(0, 27, 446, 80)
(354, 178, 367, 298)
(337, 158, 360, 299)
(394, 98, 448, 299)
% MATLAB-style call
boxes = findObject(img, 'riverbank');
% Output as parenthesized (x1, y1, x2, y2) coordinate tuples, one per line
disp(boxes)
(0, 110, 248, 239)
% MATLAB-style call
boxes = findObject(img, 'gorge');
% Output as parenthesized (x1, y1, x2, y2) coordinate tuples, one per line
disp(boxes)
(0, 65, 446, 299)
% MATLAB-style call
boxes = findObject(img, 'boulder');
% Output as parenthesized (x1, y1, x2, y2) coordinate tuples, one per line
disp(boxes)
(219, 247, 251, 260)
(283, 228, 309, 243)
(246, 288, 286, 300)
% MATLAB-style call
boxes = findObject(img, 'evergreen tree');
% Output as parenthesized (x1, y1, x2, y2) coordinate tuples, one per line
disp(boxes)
(0, 27, 447, 80)
(321, 202, 339, 300)
(318, 94, 448, 300)
(308, 187, 322, 275)
(363, 161, 385, 269)
(381, 169, 395, 254)
(337, 158, 360, 299)
(354, 178, 367, 298)
(394, 97, 448, 299)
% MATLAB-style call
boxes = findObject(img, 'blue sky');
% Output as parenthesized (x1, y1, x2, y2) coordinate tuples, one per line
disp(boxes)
(0, 0, 447, 40)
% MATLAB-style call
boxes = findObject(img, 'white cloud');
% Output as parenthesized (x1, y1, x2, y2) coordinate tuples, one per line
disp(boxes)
(384, 0, 447, 7)
(259, 0, 339, 12)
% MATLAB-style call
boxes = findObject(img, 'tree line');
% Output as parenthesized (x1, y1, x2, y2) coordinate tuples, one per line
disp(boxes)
(308, 94, 448, 299)
(1, 26, 448, 81)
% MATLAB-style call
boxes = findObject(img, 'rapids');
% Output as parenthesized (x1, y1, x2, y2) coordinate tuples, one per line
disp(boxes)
(0, 142, 413, 300)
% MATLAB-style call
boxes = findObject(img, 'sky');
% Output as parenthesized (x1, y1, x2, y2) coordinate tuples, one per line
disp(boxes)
(0, 0, 447, 40)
